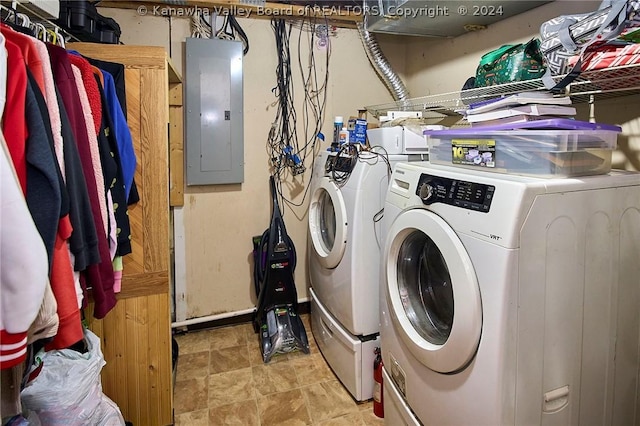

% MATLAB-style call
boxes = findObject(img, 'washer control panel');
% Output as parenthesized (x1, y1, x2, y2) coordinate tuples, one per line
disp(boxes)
(417, 174, 495, 212)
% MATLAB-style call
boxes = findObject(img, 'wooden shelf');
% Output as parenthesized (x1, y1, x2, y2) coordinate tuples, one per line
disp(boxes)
(366, 63, 640, 119)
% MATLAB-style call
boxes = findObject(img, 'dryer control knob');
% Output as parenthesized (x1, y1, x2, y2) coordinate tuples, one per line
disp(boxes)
(418, 182, 435, 202)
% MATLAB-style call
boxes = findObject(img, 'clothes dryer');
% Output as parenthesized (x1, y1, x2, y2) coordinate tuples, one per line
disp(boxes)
(380, 162, 640, 425)
(308, 147, 418, 401)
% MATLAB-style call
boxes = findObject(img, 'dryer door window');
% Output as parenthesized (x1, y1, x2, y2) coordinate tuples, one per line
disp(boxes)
(397, 231, 453, 345)
(309, 178, 348, 269)
(318, 191, 336, 251)
(385, 209, 482, 373)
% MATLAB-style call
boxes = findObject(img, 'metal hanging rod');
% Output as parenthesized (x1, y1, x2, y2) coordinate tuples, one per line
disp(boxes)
(2, 1, 81, 44)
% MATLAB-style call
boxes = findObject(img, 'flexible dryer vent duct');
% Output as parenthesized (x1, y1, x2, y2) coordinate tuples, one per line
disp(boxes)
(357, 21, 409, 102)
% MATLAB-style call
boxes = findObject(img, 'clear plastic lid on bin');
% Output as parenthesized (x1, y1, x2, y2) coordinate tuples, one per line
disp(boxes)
(423, 119, 621, 177)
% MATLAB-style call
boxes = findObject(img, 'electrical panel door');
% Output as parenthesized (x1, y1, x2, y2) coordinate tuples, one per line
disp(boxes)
(185, 37, 244, 185)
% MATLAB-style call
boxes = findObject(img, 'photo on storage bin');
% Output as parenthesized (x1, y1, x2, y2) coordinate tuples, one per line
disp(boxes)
(452, 139, 496, 168)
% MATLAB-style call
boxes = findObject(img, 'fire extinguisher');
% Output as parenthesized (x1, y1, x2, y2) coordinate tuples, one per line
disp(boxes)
(373, 347, 384, 418)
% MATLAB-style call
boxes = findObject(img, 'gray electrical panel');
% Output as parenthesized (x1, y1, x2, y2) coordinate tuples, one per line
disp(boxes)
(185, 38, 244, 185)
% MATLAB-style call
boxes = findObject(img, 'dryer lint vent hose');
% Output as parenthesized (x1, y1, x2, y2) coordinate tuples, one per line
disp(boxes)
(357, 20, 410, 103)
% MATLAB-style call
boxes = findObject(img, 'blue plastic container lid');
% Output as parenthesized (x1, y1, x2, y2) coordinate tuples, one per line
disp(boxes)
(424, 119, 622, 134)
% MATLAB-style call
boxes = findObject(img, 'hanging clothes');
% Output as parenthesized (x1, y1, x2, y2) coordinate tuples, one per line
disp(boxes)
(70, 64, 108, 240)
(1, 18, 138, 360)
(24, 68, 64, 267)
(2, 26, 71, 355)
(0, 33, 6, 118)
(58, 86, 100, 271)
(0, 134, 49, 370)
(97, 67, 136, 202)
(25, 67, 82, 350)
(30, 37, 65, 177)
(86, 56, 139, 205)
(2, 37, 27, 192)
(87, 57, 126, 118)
(94, 73, 132, 257)
(47, 43, 117, 321)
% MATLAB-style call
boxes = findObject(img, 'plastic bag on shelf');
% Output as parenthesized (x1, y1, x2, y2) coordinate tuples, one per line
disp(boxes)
(20, 329, 125, 426)
(539, 0, 640, 90)
(474, 39, 547, 88)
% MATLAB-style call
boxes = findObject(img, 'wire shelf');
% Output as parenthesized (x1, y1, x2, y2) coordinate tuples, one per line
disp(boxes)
(365, 63, 640, 119)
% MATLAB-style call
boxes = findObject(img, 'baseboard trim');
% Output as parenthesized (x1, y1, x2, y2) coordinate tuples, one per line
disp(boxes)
(177, 301, 310, 333)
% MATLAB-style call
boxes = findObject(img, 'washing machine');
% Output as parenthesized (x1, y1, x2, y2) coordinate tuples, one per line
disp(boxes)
(308, 148, 397, 402)
(308, 136, 427, 402)
(380, 162, 640, 425)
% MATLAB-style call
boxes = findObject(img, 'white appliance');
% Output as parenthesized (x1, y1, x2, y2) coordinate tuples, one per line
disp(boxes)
(308, 145, 425, 402)
(382, 367, 421, 426)
(367, 125, 439, 156)
(380, 162, 640, 425)
(309, 149, 393, 402)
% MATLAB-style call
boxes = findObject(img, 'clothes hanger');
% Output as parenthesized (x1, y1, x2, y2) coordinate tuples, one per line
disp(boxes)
(54, 26, 65, 48)
(1, 4, 18, 25)
(45, 28, 56, 44)
(33, 22, 47, 41)
(16, 12, 30, 29)
(1, 4, 73, 44)
(1, 8, 35, 36)
(1, 4, 14, 21)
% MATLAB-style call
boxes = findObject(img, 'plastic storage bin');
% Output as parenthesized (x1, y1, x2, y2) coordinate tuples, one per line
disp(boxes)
(57, 0, 121, 44)
(424, 121, 620, 177)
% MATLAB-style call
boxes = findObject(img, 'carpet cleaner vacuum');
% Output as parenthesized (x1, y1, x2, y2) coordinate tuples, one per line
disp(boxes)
(252, 176, 310, 363)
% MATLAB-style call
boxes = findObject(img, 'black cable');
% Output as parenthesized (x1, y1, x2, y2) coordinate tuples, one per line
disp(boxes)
(270, 19, 330, 207)
(358, 146, 392, 227)
(199, 12, 212, 30)
(168, 16, 172, 57)
(228, 14, 249, 55)
(267, 17, 331, 213)
(213, 13, 249, 55)
(330, 144, 358, 187)
(268, 19, 297, 181)
(296, 19, 330, 180)
(363, 145, 393, 178)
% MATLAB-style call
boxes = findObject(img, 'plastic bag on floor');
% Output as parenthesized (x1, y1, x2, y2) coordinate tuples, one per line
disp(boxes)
(20, 329, 125, 426)
(3, 410, 41, 426)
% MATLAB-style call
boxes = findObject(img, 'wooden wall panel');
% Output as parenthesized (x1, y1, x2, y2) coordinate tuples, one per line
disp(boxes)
(70, 43, 178, 426)
(168, 81, 184, 208)
(123, 69, 144, 275)
(168, 84, 182, 106)
(86, 293, 172, 426)
(169, 105, 184, 207)
(133, 297, 151, 421)
(64, 43, 168, 69)
(112, 297, 129, 415)
(140, 68, 170, 272)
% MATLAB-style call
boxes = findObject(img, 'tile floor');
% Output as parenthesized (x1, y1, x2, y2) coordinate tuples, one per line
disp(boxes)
(172, 314, 385, 426)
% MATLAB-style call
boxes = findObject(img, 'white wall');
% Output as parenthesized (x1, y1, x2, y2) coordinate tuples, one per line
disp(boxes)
(401, 1, 640, 171)
(101, 2, 639, 321)
(403, 1, 602, 95)
(99, 8, 402, 320)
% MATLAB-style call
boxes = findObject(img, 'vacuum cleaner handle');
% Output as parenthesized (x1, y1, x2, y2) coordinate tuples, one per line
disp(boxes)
(269, 175, 278, 214)
(269, 175, 288, 253)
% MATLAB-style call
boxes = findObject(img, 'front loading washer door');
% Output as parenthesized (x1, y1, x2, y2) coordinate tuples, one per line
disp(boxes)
(385, 208, 482, 373)
(309, 178, 348, 269)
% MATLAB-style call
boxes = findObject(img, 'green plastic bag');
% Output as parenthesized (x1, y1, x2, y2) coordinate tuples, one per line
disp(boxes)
(474, 38, 547, 88)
